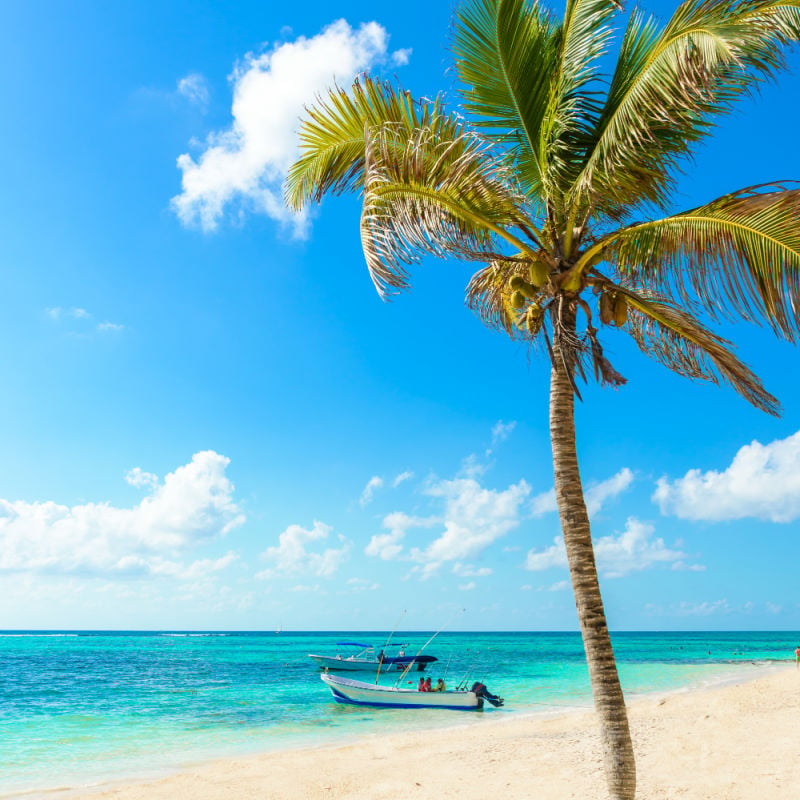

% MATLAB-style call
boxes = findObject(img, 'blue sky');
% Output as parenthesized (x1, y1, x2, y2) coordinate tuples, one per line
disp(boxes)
(1, 0, 799, 632)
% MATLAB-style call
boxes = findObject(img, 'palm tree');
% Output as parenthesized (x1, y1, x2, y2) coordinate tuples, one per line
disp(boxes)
(285, 0, 800, 796)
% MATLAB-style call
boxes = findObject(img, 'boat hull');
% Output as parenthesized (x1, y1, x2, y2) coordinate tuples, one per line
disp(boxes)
(321, 673, 480, 710)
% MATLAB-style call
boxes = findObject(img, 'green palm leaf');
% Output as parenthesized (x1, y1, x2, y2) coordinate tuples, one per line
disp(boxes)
(598, 184, 800, 340)
(571, 0, 800, 216)
(285, 77, 461, 211)
(453, 0, 561, 200)
(540, 0, 619, 205)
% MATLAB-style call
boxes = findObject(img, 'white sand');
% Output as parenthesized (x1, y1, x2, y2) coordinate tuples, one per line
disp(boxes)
(70, 666, 800, 800)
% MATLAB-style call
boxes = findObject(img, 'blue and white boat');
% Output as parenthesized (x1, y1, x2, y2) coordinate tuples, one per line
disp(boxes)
(308, 642, 437, 672)
(320, 672, 503, 710)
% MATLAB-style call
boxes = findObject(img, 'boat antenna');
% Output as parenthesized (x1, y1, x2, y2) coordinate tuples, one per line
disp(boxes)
(375, 609, 406, 684)
(394, 607, 465, 688)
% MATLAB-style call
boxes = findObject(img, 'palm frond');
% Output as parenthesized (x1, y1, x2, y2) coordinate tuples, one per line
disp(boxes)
(608, 282, 780, 414)
(453, 0, 561, 200)
(285, 77, 461, 210)
(540, 0, 619, 202)
(571, 0, 800, 216)
(359, 124, 533, 296)
(600, 184, 800, 341)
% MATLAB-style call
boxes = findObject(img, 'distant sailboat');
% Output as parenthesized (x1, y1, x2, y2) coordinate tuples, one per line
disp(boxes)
(275, 623, 282, 635)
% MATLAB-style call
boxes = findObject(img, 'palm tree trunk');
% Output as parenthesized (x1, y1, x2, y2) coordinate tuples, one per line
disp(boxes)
(549, 325, 637, 800)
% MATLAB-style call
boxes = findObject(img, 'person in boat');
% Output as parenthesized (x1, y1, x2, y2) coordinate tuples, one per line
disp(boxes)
(433, 678, 446, 692)
(470, 681, 504, 707)
(423, 677, 432, 692)
(418, 677, 426, 691)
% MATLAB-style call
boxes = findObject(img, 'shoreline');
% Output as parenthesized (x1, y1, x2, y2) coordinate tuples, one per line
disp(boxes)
(14, 661, 798, 800)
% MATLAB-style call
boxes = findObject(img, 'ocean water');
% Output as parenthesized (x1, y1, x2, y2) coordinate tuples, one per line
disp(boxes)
(0, 630, 795, 796)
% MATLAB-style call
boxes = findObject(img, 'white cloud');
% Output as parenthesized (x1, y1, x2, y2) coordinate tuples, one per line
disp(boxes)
(525, 517, 692, 578)
(360, 476, 384, 507)
(458, 581, 476, 591)
(671, 561, 706, 572)
(364, 511, 437, 560)
(586, 468, 634, 516)
(177, 73, 210, 108)
(46, 307, 123, 335)
(289, 583, 321, 593)
(530, 488, 557, 517)
(97, 322, 124, 333)
(766, 602, 783, 614)
(491, 420, 516, 446)
(392, 470, 414, 488)
(0, 452, 245, 577)
(345, 577, 379, 592)
(257, 520, 350, 578)
(365, 474, 529, 577)
(46, 306, 90, 321)
(391, 47, 412, 66)
(452, 562, 492, 577)
(654, 431, 800, 522)
(542, 580, 569, 592)
(172, 19, 395, 234)
(410, 477, 530, 577)
(125, 468, 158, 490)
(530, 468, 633, 519)
(645, 599, 735, 617)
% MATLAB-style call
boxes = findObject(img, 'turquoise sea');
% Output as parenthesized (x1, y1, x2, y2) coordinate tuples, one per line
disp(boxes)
(1, 630, 796, 796)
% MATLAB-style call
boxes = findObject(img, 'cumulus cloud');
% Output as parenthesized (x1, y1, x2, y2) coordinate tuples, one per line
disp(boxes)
(257, 520, 350, 578)
(654, 431, 800, 522)
(530, 467, 633, 518)
(126, 467, 158, 490)
(172, 20, 404, 234)
(410, 477, 530, 577)
(365, 474, 529, 577)
(0, 452, 245, 576)
(391, 47, 412, 66)
(177, 73, 210, 108)
(360, 476, 384, 507)
(525, 517, 693, 578)
(364, 511, 437, 560)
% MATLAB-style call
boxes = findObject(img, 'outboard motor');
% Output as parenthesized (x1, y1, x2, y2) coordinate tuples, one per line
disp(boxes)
(470, 681, 504, 707)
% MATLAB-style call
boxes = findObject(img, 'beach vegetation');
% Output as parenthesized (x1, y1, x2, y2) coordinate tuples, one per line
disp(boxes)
(285, 0, 800, 796)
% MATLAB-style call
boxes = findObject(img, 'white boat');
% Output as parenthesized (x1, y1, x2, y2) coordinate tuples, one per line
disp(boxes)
(308, 642, 437, 672)
(321, 672, 485, 710)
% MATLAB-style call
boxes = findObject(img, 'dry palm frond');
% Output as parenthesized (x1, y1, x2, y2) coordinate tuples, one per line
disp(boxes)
(359, 124, 532, 297)
(602, 184, 800, 341)
(612, 283, 780, 414)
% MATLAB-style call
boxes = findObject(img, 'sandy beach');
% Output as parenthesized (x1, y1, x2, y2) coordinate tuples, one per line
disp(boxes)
(67, 665, 799, 800)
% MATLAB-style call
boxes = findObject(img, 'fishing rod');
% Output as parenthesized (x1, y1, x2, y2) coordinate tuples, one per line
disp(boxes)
(375, 609, 406, 684)
(441, 652, 454, 684)
(394, 607, 465, 688)
(455, 649, 482, 690)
